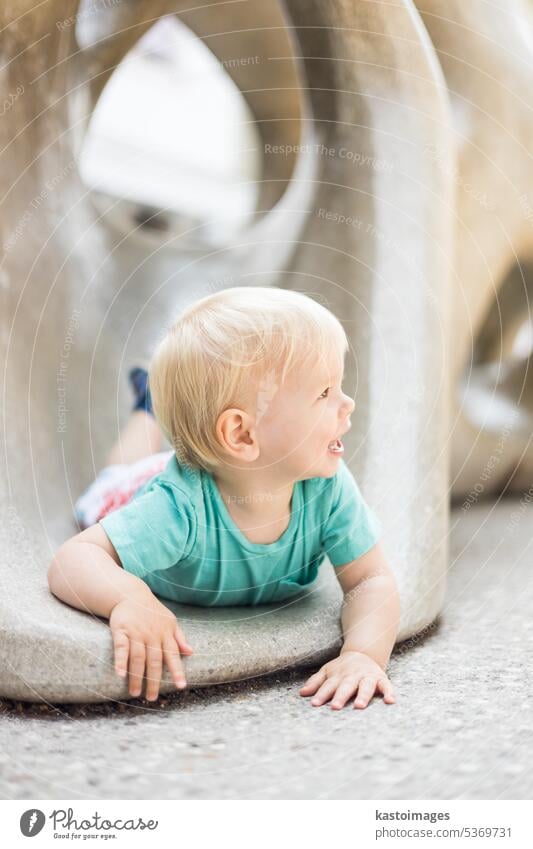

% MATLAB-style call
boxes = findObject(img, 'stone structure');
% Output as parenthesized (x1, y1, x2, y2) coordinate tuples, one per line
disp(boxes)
(0, 0, 528, 702)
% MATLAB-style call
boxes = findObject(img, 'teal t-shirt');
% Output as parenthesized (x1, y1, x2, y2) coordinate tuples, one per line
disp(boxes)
(99, 455, 382, 606)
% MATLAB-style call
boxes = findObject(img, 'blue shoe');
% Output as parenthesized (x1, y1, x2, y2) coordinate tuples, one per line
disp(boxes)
(128, 366, 154, 416)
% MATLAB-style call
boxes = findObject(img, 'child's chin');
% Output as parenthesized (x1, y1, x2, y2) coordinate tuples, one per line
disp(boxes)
(311, 460, 340, 479)
(298, 453, 342, 480)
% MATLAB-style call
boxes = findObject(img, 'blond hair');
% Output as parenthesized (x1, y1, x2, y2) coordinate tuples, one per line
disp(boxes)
(148, 286, 348, 472)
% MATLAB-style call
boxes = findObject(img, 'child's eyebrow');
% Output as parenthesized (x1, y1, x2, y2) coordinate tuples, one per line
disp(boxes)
(316, 371, 344, 390)
(325, 366, 345, 382)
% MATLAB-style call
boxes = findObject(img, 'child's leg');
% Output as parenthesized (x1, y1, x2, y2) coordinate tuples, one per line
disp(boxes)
(106, 409, 164, 466)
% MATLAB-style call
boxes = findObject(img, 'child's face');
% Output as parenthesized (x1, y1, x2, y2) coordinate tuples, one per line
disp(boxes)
(255, 348, 355, 480)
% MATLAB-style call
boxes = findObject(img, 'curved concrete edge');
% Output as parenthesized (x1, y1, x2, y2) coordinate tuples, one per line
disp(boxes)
(282, 0, 454, 640)
(0, 564, 343, 704)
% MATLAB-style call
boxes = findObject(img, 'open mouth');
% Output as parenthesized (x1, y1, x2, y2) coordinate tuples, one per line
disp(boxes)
(327, 438, 344, 455)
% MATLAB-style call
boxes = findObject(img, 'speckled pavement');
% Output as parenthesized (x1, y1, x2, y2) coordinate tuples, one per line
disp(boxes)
(0, 494, 531, 800)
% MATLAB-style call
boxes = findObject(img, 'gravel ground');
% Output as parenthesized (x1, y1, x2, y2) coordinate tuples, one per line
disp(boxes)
(1, 495, 532, 799)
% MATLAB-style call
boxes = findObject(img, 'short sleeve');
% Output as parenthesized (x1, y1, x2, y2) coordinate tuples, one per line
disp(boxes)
(320, 461, 382, 567)
(99, 483, 196, 580)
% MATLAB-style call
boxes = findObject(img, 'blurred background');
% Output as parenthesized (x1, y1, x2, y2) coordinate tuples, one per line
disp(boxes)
(79, 15, 260, 247)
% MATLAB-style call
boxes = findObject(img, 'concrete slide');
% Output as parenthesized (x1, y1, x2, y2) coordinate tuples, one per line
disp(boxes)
(2, 0, 529, 702)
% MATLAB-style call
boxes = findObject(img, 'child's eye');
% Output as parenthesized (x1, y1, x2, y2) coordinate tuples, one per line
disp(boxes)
(318, 388, 329, 399)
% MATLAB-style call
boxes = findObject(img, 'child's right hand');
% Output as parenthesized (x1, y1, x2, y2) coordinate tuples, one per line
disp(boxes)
(109, 594, 194, 700)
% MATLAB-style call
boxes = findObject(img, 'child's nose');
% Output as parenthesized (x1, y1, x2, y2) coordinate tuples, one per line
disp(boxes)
(343, 395, 355, 416)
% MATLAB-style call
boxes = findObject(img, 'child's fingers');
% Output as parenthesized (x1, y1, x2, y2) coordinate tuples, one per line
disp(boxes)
(376, 677, 396, 703)
(144, 643, 163, 701)
(163, 636, 187, 689)
(127, 637, 146, 698)
(353, 676, 378, 709)
(174, 623, 194, 654)
(299, 668, 326, 695)
(112, 628, 130, 678)
(310, 677, 340, 706)
(330, 677, 360, 710)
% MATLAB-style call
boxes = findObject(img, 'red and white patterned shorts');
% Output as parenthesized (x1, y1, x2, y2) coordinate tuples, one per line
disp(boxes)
(74, 450, 174, 530)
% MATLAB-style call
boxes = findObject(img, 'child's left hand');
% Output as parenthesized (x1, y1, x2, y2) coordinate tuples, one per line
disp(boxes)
(299, 650, 396, 710)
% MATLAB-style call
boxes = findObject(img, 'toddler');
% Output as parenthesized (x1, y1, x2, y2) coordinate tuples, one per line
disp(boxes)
(48, 287, 400, 709)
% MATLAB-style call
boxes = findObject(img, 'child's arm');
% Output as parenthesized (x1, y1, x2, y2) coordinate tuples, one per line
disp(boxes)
(299, 542, 400, 710)
(48, 523, 153, 619)
(48, 524, 194, 700)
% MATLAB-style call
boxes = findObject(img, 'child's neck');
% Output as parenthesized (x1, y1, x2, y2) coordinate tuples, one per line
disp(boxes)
(212, 466, 295, 522)
(212, 467, 296, 545)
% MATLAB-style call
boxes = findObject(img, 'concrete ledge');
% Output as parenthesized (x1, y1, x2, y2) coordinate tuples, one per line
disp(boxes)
(0, 561, 344, 703)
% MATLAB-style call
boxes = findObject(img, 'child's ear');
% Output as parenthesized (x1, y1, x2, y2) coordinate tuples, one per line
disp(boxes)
(244, 423, 261, 458)
(216, 409, 260, 461)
